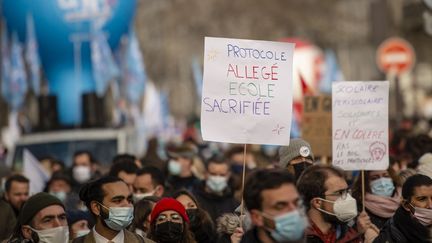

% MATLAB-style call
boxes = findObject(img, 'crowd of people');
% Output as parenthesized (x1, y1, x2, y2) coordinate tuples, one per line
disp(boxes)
(1, 127, 432, 243)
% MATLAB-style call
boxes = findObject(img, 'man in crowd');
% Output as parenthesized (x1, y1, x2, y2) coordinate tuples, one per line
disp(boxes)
(45, 173, 82, 210)
(166, 144, 200, 192)
(0, 192, 16, 241)
(373, 174, 432, 242)
(74, 176, 154, 243)
(69, 151, 101, 193)
(8, 192, 69, 242)
(112, 154, 142, 170)
(108, 160, 139, 192)
(278, 138, 315, 180)
(297, 165, 378, 242)
(3, 174, 29, 216)
(241, 169, 307, 243)
(133, 166, 165, 201)
(193, 155, 239, 222)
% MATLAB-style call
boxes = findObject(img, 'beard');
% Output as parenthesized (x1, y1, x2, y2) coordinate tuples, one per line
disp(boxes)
(320, 205, 344, 225)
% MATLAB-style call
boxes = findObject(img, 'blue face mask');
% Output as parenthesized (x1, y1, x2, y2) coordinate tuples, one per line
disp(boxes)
(370, 177, 395, 197)
(99, 203, 134, 231)
(263, 210, 307, 242)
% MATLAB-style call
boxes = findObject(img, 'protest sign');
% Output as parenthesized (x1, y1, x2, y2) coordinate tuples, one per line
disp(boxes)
(200, 37, 295, 145)
(332, 81, 389, 170)
(302, 95, 332, 157)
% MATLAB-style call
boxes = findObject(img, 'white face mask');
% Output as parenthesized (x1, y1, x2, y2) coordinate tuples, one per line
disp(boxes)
(206, 175, 228, 192)
(30, 226, 69, 243)
(49, 191, 67, 202)
(133, 190, 155, 202)
(73, 165, 91, 183)
(168, 160, 182, 175)
(75, 229, 90, 238)
(317, 193, 358, 222)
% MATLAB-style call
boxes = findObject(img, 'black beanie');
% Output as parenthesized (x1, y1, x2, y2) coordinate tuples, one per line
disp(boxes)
(18, 192, 65, 225)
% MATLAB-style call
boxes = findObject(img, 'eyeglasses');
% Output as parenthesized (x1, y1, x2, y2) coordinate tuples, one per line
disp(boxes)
(323, 188, 352, 200)
(156, 212, 183, 224)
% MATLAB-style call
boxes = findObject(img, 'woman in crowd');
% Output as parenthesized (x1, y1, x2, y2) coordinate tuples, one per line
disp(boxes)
(373, 174, 432, 242)
(148, 197, 196, 243)
(352, 168, 401, 229)
(129, 197, 159, 239)
(173, 190, 217, 243)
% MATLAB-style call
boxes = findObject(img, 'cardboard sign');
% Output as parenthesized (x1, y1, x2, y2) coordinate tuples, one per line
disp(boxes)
(201, 37, 295, 145)
(302, 95, 332, 157)
(332, 81, 389, 170)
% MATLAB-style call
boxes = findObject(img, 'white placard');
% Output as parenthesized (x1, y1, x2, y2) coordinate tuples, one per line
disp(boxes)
(200, 37, 295, 145)
(332, 81, 389, 170)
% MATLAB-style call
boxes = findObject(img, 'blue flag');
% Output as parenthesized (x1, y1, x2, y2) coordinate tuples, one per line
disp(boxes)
(160, 89, 170, 128)
(25, 14, 41, 96)
(121, 29, 146, 104)
(191, 57, 203, 101)
(2, 33, 28, 111)
(91, 28, 120, 97)
(320, 49, 344, 94)
(1, 21, 10, 101)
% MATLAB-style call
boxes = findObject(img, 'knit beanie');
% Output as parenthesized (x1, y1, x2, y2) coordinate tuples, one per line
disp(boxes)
(150, 198, 189, 224)
(417, 153, 432, 178)
(19, 192, 65, 225)
(278, 138, 314, 168)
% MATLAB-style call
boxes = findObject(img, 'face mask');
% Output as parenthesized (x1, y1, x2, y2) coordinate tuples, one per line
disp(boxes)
(133, 190, 154, 202)
(75, 229, 90, 238)
(186, 208, 199, 228)
(231, 164, 244, 174)
(411, 204, 432, 226)
(49, 191, 67, 202)
(168, 160, 181, 175)
(73, 165, 91, 183)
(262, 145, 278, 158)
(264, 210, 307, 242)
(206, 175, 228, 192)
(30, 226, 69, 243)
(370, 177, 395, 197)
(99, 203, 134, 231)
(154, 221, 183, 242)
(317, 193, 358, 222)
(293, 161, 311, 179)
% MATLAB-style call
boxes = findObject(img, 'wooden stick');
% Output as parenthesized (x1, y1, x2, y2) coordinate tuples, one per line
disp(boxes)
(239, 144, 247, 228)
(361, 170, 365, 212)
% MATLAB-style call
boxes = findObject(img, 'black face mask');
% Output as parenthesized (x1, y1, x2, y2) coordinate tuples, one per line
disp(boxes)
(186, 208, 199, 228)
(293, 161, 311, 179)
(154, 221, 184, 243)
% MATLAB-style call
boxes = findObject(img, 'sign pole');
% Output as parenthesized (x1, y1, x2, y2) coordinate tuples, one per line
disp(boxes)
(361, 170, 365, 212)
(239, 144, 247, 228)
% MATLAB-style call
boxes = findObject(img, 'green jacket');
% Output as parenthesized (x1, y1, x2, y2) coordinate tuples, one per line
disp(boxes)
(0, 199, 16, 242)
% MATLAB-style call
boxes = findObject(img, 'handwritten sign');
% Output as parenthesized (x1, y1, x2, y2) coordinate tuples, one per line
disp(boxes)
(200, 37, 295, 145)
(302, 95, 332, 157)
(332, 81, 389, 170)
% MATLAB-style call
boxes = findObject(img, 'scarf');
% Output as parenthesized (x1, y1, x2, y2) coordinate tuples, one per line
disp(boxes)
(364, 192, 400, 218)
(393, 206, 430, 242)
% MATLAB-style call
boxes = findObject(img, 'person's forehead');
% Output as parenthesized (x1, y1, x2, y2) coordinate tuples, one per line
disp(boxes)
(136, 174, 153, 185)
(102, 181, 129, 197)
(34, 205, 65, 220)
(51, 180, 69, 186)
(261, 183, 298, 206)
(413, 185, 432, 197)
(208, 162, 229, 172)
(160, 210, 180, 216)
(10, 181, 29, 190)
(324, 174, 347, 192)
(176, 194, 195, 206)
(369, 170, 388, 177)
